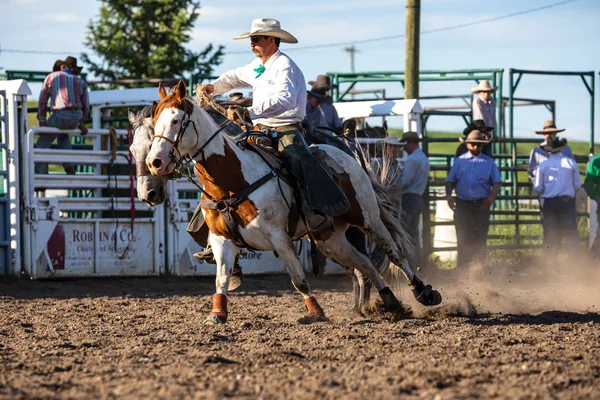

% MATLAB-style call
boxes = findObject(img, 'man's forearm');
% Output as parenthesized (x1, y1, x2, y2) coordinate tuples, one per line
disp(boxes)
(445, 182, 454, 197)
(489, 182, 501, 200)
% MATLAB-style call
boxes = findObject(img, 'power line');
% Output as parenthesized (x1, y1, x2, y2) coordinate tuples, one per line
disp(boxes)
(226, 0, 579, 54)
(0, 0, 579, 57)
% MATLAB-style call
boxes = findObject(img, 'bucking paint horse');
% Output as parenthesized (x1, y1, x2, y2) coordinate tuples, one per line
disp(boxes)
(146, 80, 442, 324)
(128, 103, 380, 308)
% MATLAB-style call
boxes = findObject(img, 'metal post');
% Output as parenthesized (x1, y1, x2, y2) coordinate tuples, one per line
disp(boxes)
(405, 0, 420, 99)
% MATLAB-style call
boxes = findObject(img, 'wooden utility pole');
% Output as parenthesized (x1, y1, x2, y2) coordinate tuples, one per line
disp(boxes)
(405, 0, 420, 99)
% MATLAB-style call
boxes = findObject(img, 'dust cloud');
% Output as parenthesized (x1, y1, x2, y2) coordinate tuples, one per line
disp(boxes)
(389, 252, 600, 317)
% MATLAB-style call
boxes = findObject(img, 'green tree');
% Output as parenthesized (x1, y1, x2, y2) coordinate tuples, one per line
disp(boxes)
(81, 0, 223, 87)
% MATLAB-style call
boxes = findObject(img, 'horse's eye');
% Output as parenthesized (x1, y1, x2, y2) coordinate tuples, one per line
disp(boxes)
(172, 119, 178, 125)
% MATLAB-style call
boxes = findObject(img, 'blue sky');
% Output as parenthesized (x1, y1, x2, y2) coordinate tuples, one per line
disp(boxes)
(1, 0, 599, 141)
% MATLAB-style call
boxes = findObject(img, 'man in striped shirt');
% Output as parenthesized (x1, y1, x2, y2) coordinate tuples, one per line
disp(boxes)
(37, 56, 89, 175)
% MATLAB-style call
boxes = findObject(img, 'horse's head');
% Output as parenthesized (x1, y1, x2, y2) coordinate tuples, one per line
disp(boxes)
(147, 80, 206, 176)
(128, 105, 169, 206)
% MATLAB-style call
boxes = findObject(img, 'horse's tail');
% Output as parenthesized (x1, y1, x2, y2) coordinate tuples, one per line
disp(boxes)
(367, 172, 415, 282)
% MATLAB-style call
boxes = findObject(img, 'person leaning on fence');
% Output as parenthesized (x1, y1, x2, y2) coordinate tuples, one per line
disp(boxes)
(456, 119, 494, 158)
(37, 56, 89, 175)
(533, 136, 582, 257)
(399, 131, 430, 269)
(583, 154, 600, 254)
(446, 131, 502, 268)
(307, 74, 342, 130)
(471, 81, 498, 149)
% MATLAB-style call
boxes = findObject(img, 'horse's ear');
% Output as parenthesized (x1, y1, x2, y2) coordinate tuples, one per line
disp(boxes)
(151, 101, 158, 117)
(383, 120, 388, 132)
(365, 121, 371, 129)
(158, 83, 167, 99)
(127, 108, 136, 125)
(176, 80, 187, 99)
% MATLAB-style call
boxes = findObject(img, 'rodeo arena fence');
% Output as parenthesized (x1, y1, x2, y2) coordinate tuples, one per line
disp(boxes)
(0, 67, 597, 278)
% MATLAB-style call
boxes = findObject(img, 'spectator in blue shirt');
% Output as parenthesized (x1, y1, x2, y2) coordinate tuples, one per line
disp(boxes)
(446, 131, 502, 268)
(400, 131, 430, 270)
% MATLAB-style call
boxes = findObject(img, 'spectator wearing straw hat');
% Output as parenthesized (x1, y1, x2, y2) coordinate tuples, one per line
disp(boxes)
(307, 75, 342, 130)
(527, 120, 575, 181)
(471, 80, 498, 141)
(456, 119, 495, 158)
(533, 136, 582, 256)
(37, 56, 89, 175)
(400, 131, 430, 269)
(446, 131, 502, 268)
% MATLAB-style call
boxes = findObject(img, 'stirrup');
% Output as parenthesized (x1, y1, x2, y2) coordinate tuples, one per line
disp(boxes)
(307, 213, 333, 241)
(193, 246, 216, 264)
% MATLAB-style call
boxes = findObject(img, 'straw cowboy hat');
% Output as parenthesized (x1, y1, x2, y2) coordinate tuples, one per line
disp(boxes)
(542, 137, 568, 153)
(463, 119, 494, 136)
(233, 18, 298, 44)
(459, 130, 491, 144)
(400, 131, 425, 143)
(381, 135, 406, 146)
(535, 120, 565, 135)
(308, 75, 337, 90)
(471, 80, 497, 94)
(307, 85, 327, 99)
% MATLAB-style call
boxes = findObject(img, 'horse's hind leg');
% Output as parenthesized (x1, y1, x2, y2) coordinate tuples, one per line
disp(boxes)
(270, 232, 328, 323)
(365, 220, 442, 307)
(318, 230, 404, 313)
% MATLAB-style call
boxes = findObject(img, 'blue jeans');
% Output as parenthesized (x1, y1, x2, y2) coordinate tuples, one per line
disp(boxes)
(36, 109, 82, 174)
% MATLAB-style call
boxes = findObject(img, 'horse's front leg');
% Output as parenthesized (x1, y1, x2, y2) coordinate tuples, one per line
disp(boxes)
(206, 235, 240, 325)
(270, 232, 328, 324)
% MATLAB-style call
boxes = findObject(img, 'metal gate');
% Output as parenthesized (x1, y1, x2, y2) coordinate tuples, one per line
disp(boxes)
(0, 90, 9, 273)
(22, 126, 165, 278)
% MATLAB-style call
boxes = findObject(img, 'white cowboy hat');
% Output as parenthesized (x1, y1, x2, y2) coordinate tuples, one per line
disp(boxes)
(380, 135, 406, 146)
(233, 18, 298, 44)
(471, 80, 498, 94)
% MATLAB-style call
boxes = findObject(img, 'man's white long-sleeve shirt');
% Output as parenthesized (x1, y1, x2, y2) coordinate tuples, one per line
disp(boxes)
(533, 153, 582, 198)
(212, 50, 306, 127)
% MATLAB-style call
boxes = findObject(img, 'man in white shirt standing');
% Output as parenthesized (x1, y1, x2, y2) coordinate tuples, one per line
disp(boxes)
(533, 137, 582, 257)
(200, 18, 349, 237)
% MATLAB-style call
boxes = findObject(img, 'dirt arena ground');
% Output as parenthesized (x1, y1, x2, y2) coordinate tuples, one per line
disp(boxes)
(1, 259, 599, 399)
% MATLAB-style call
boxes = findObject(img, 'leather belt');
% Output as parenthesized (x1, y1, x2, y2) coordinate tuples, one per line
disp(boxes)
(553, 195, 574, 201)
(257, 122, 302, 132)
(54, 106, 81, 112)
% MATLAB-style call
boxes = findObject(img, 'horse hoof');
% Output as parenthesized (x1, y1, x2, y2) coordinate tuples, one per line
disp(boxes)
(299, 297, 329, 324)
(205, 314, 227, 325)
(378, 287, 402, 311)
(425, 289, 443, 306)
(298, 313, 330, 324)
(229, 275, 243, 291)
